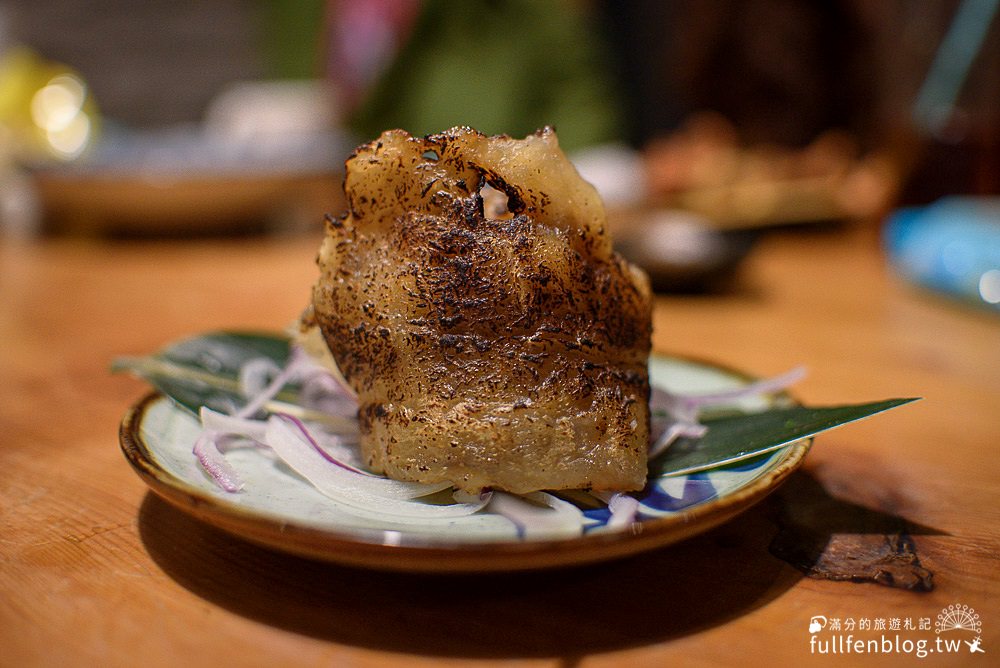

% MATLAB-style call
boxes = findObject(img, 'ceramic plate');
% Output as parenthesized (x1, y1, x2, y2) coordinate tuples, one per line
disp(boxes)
(120, 355, 811, 572)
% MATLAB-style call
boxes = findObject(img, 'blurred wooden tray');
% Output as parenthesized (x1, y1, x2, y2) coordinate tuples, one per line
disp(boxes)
(35, 169, 343, 236)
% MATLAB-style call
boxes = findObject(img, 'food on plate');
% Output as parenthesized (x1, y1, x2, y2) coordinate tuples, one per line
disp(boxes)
(307, 127, 652, 494)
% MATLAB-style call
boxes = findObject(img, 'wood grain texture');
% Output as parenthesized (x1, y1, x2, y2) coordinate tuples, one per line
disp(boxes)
(2, 224, 998, 667)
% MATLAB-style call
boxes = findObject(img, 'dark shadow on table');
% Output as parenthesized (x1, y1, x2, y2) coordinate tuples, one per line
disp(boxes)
(138, 490, 800, 658)
(138, 467, 947, 658)
(768, 464, 945, 591)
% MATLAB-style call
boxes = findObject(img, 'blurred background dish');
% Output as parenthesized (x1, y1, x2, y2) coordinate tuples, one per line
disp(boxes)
(611, 208, 758, 293)
(0, 0, 997, 295)
(33, 79, 349, 236)
(0, 0, 345, 236)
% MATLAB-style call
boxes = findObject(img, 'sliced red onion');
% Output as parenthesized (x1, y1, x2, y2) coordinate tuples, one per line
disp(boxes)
(299, 363, 356, 397)
(648, 421, 708, 459)
(298, 371, 359, 417)
(295, 420, 362, 455)
(238, 357, 283, 401)
(649, 366, 805, 457)
(650, 387, 695, 428)
(263, 416, 486, 519)
(289, 343, 358, 413)
(232, 345, 359, 422)
(235, 346, 311, 419)
(661, 366, 807, 416)
(598, 492, 640, 528)
(272, 412, 372, 475)
(193, 429, 243, 492)
(194, 348, 365, 494)
(214, 433, 271, 455)
(200, 406, 268, 442)
(487, 491, 584, 538)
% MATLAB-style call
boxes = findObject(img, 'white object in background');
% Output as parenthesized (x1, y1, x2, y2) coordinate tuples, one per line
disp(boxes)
(204, 80, 340, 143)
(571, 143, 647, 209)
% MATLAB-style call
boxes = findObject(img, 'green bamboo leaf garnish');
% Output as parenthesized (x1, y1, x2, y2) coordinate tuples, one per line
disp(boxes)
(650, 398, 919, 477)
(112, 331, 352, 429)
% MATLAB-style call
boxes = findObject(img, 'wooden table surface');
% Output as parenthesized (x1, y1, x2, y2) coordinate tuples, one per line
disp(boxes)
(2, 222, 998, 667)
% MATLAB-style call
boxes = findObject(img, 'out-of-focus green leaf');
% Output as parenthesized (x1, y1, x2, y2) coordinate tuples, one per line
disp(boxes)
(112, 331, 296, 416)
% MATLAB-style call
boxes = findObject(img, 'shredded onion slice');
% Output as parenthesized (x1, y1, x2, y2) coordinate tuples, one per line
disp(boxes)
(235, 347, 311, 419)
(648, 421, 709, 459)
(487, 491, 585, 538)
(238, 358, 284, 402)
(296, 351, 359, 416)
(594, 491, 641, 528)
(200, 407, 268, 442)
(649, 366, 805, 458)
(298, 372, 359, 417)
(194, 344, 364, 491)
(665, 366, 806, 416)
(213, 433, 269, 454)
(192, 429, 243, 492)
(274, 412, 372, 476)
(263, 416, 487, 519)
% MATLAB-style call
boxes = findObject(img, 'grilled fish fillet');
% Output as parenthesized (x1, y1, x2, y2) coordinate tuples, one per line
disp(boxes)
(311, 127, 652, 493)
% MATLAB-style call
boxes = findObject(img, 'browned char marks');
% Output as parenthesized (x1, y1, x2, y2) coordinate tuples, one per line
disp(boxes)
(312, 127, 652, 493)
